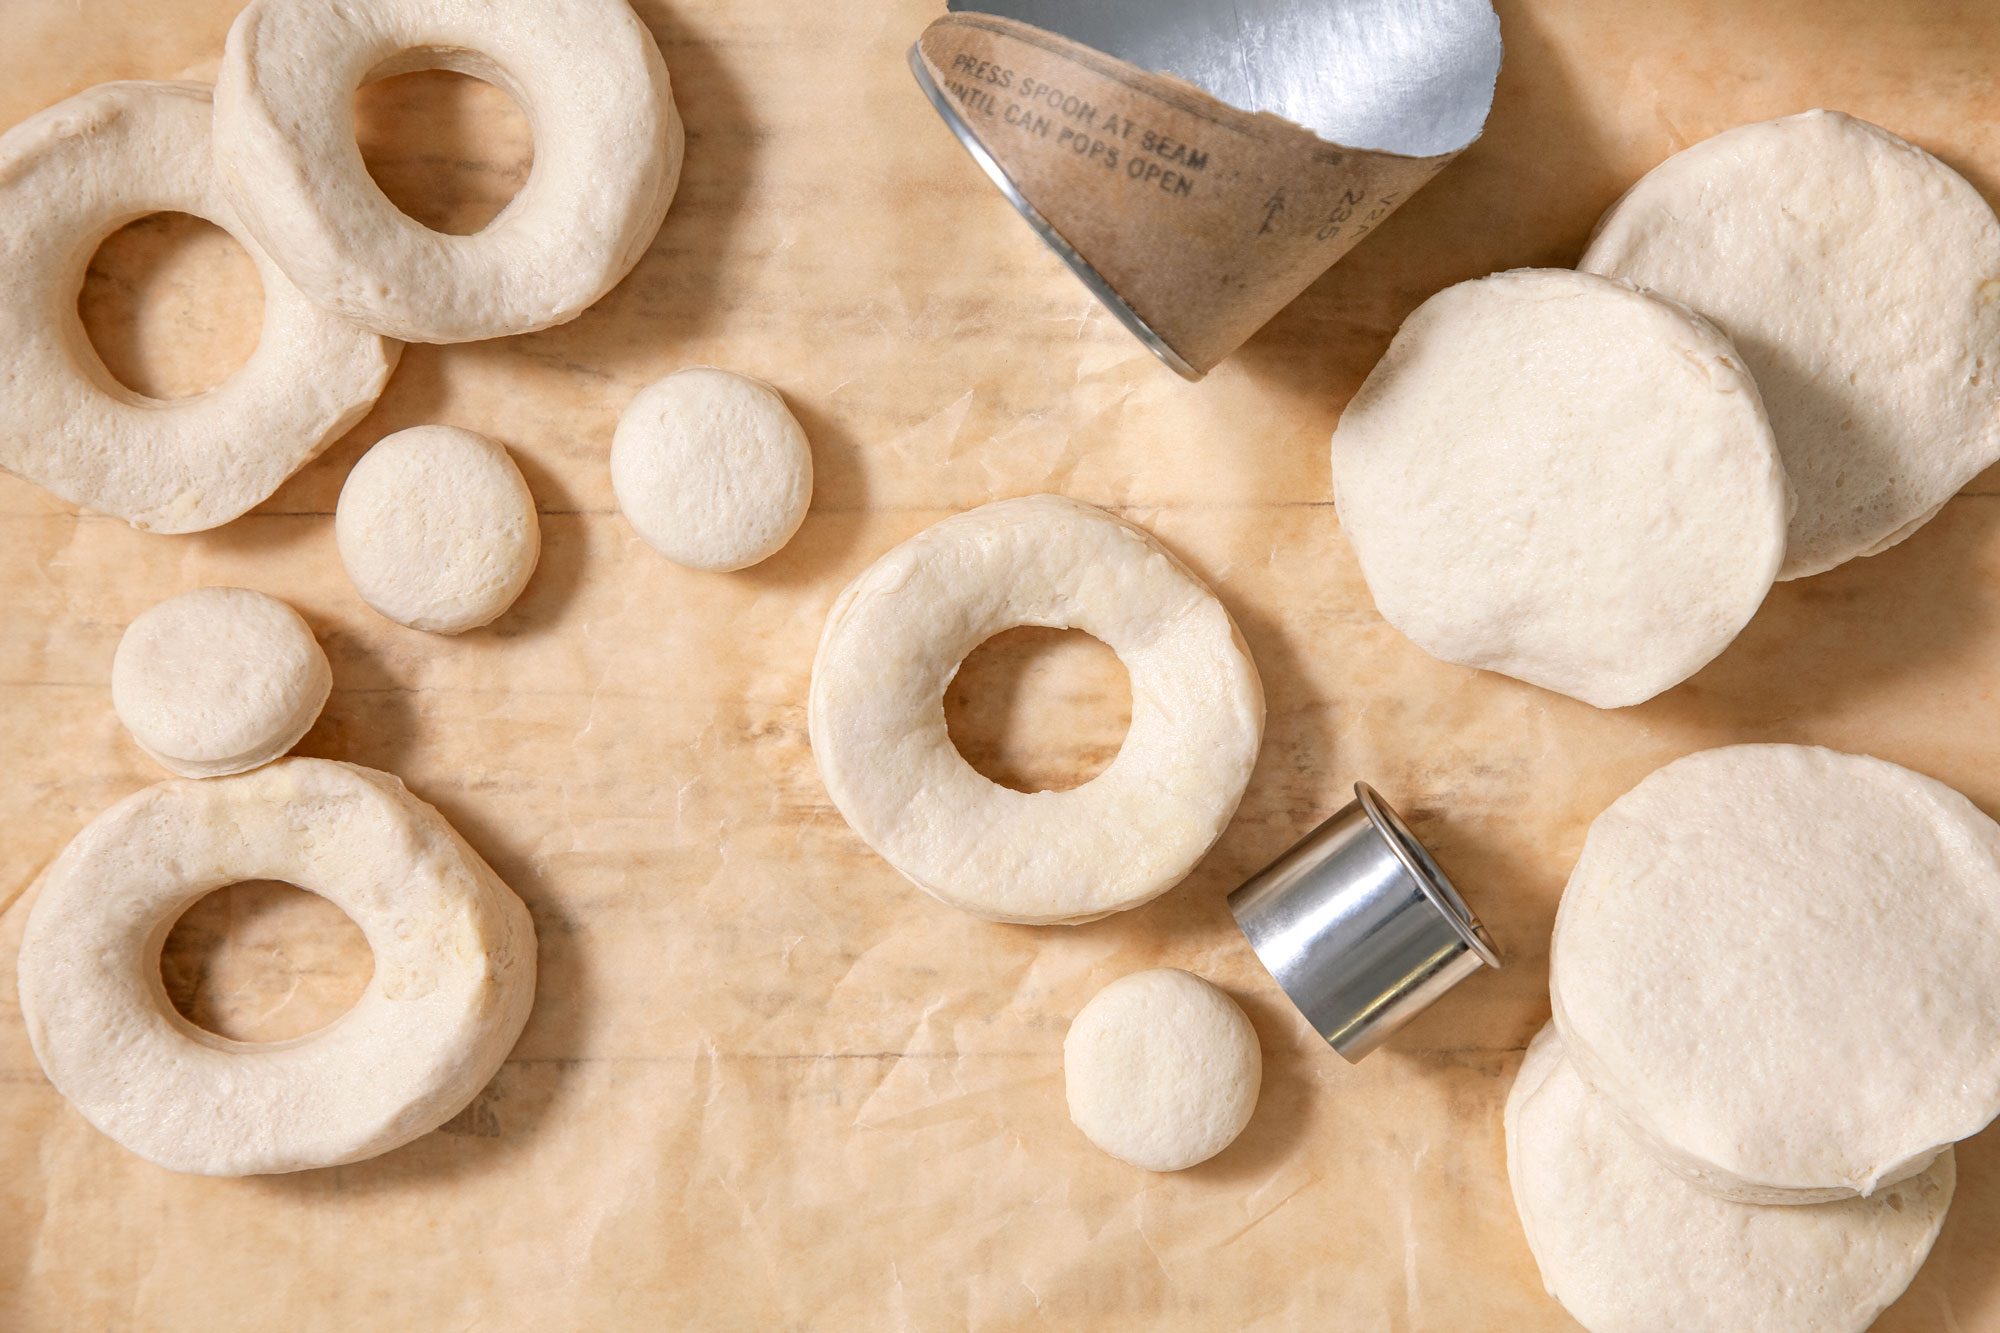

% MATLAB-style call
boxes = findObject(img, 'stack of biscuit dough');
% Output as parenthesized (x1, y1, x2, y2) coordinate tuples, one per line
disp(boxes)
(1331, 110, 2000, 709)
(1509, 743, 2000, 1331)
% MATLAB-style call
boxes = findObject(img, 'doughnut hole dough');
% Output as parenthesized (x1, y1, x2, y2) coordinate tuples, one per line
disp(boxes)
(213, 0, 683, 343)
(1582, 111, 2000, 580)
(1506, 1025, 1954, 1333)
(1065, 969, 1262, 1172)
(1330, 268, 1787, 710)
(611, 367, 813, 572)
(336, 425, 541, 634)
(1551, 744, 2000, 1202)
(112, 587, 331, 779)
(808, 495, 1264, 925)
(0, 81, 398, 533)
(15, 758, 537, 1176)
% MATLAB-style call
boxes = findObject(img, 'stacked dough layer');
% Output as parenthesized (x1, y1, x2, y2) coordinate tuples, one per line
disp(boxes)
(1507, 1024, 1955, 1333)
(214, 0, 682, 344)
(1510, 743, 2000, 1330)
(1332, 110, 2000, 708)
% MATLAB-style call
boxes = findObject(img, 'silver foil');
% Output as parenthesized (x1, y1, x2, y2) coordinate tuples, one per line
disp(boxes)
(950, 0, 1501, 156)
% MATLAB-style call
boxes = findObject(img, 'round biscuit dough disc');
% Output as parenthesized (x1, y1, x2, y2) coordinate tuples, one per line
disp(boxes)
(611, 367, 813, 572)
(1506, 1024, 1954, 1333)
(336, 425, 540, 634)
(1064, 969, 1262, 1172)
(1551, 744, 2000, 1202)
(112, 587, 331, 778)
(1581, 110, 2000, 580)
(1329, 268, 1787, 710)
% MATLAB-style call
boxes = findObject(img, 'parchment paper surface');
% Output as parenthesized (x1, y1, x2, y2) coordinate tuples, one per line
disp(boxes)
(3, 0, 2000, 1327)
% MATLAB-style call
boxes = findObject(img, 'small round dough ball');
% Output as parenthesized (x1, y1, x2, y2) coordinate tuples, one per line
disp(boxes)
(336, 426, 541, 634)
(1330, 268, 1788, 710)
(1064, 969, 1262, 1171)
(611, 367, 813, 572)
(111, 587, 331, 778)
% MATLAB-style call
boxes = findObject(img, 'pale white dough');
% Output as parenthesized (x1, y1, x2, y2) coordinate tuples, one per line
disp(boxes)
(1330, 268, 1786, 710)
(1582, 110, 2000, 580)
(0, 81, 398, 532)
(611, 367, 813, 572)
(336, 425, 541, 635)
(15, 758, 537, 1175)
(112, 587, 331, 778)
(809, 495, 1264, 924)
(1506, 1024, 1953, 1333)
(1551, 744, 2000, 1202)
(1064, 969, 1262, 1172)
(213, 0, 683, 343)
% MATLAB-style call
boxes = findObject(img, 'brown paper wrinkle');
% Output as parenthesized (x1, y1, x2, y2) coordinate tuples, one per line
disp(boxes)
(4, 0, 2000, 1328)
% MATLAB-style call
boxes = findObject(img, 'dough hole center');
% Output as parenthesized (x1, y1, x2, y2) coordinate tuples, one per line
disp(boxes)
(78, 213, 264, 402)
(356, 67, 534, 236)
(160, 881, 373, 1043)
(944, 627, 1132, 793)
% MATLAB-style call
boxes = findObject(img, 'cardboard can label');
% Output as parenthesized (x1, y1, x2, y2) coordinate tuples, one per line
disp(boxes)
(914, 13, 1465, 377)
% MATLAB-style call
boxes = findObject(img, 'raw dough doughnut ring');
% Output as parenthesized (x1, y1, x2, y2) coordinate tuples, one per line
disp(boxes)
(0, 82, 399, 533)
(16, 758, 537, 1176)
(809, 495, 1264, 925)
(214, 0, 683, 343)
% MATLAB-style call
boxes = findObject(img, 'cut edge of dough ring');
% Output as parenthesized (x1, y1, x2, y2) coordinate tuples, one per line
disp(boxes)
(0, 81, 400, 533)
(213, 0, 684, 343)
(808, 494, 1265, 925)
(15, 758, 537, 1176)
